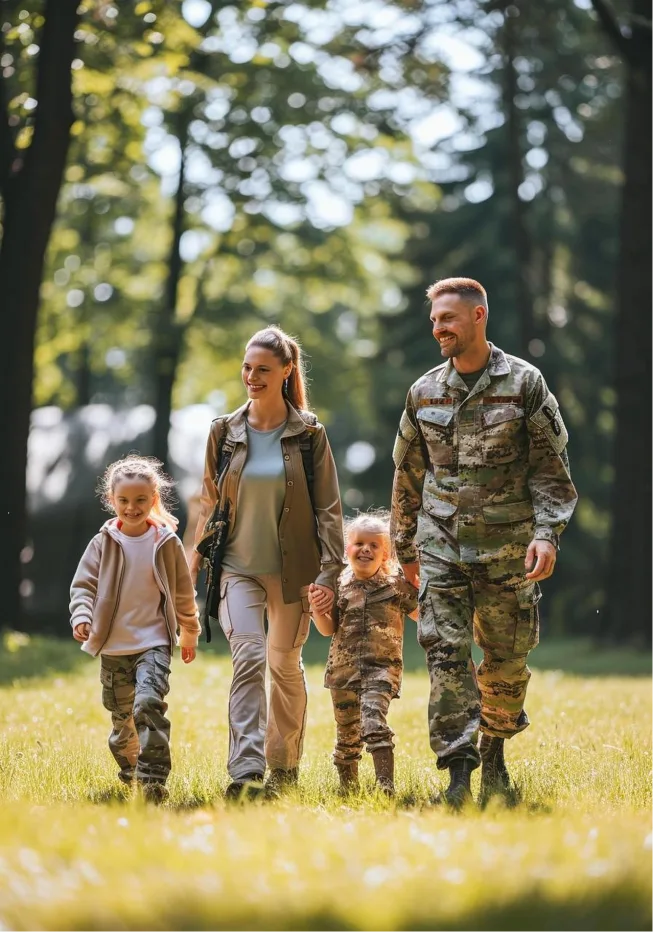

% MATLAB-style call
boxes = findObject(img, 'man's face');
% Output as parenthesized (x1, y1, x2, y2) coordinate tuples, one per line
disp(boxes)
(430, 294, 479, 358)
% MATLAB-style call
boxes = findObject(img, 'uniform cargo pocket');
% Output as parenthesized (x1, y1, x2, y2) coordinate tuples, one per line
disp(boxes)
(99, 665, 116, 712)
(417, 406, 454, 466)
(512, 583, 541, 653)
(480, 404, 525, 465)
(418, 582, 471, 647)
(293, 592, 312, 648)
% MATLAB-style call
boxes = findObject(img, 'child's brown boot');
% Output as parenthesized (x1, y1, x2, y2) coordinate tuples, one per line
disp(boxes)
(371, 747, 395, 797)
(335, 761, 359, 794)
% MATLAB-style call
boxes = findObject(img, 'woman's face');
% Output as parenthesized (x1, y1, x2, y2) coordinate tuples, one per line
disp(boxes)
(242, 346, 291, 401)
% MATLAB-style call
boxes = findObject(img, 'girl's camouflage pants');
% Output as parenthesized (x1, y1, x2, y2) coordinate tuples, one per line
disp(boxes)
(330, 687, 394, 764)
(100, 645, 171, 784)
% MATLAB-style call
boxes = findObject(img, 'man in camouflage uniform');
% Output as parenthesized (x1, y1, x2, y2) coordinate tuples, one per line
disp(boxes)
(390, 277, 577, 807)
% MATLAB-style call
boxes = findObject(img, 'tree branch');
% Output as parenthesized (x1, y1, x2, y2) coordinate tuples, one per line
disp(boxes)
(589, 0, 634, 63)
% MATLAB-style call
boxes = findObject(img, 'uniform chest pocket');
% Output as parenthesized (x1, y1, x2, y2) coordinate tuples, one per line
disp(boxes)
(417, 406, 454, 466)
(480, 404, 525, 464)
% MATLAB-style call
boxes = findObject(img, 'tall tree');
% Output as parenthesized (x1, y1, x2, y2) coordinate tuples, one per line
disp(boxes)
(590, 0, 652, 643)
(0, 1, 79, 627)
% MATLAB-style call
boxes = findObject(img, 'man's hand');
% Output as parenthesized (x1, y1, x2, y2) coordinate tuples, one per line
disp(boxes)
(181, 646, 196, 664)
(525, 540, 557, 581)
(73, 622, 90, 642)
(401, 562, 420, 590)
(308, 583, 334, 614)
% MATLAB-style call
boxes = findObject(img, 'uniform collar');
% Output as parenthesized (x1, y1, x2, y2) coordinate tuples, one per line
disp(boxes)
(226, 401, 310, 442)
(341, 566, 392, 591)
(438, 342, 511, 395)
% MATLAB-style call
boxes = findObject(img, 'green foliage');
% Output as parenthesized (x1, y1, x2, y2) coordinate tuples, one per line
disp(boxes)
(13, 0, 634, 635)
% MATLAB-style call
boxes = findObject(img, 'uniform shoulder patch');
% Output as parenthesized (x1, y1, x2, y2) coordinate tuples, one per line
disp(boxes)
(530, 391, 568, 454)
(393, 409, 418, 467)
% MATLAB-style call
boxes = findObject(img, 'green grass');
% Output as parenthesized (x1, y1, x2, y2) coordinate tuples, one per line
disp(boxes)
(0, 631, 650, 931)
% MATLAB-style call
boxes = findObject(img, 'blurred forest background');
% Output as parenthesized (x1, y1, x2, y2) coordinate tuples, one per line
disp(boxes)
(0, 0, 650, 643)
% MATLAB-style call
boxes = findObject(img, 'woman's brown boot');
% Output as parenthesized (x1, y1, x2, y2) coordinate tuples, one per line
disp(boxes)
(371, 747, 395, 797)
(335, 761, 359, 794)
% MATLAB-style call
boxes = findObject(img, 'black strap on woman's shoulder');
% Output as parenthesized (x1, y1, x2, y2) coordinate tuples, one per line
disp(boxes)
(297, 411, 317, 512)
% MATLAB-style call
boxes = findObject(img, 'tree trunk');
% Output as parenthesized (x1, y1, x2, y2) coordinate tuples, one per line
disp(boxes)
(603, 0, 652, 644)
(151, 112, 190, 470)
(0, 1, 78, 629)
(502, 4, 534, 357)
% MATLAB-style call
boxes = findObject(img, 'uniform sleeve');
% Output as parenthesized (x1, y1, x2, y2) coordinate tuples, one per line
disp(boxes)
(173, 539, 201, 647)
(390, 389, 427, 564)
(69, 536, 101, 629)
(526, 374, 578, 546)
(312, 426, 346, 591)
(192, 419, 222, 552)
(395, 573, 418, 615)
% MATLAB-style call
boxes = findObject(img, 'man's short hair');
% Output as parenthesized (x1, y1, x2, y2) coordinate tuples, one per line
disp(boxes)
(426, 277, 488, 310)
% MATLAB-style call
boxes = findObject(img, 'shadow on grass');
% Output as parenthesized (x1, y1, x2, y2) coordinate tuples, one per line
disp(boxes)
(61, 883, 652, 930)
(0, 631, 88, 686)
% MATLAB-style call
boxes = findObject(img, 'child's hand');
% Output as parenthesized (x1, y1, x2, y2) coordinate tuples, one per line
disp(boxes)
(408, 608, 418, 622)
(308, 583, 334, 615)
(181, 646, 196, 663)
(73, 622, 90, 642)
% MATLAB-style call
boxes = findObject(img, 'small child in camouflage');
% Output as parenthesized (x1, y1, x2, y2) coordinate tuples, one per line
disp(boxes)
(309, 511, 418, 797)
(69, 455, 200, 803)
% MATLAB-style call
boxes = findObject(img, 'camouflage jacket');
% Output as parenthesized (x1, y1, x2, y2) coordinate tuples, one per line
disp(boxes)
(390, 344, 578, 565)
(324, 567, 418, 695)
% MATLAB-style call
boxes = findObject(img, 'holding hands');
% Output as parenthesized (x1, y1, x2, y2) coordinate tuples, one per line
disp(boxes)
(308, 583, 336, 636)
(308, 583, 334, 615)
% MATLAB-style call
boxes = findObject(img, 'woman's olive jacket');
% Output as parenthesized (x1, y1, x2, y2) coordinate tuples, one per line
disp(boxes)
(193, 402, 345, 603)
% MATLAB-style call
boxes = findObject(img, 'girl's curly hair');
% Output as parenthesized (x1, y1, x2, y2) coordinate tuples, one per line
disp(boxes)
(98, 454, 178, 530)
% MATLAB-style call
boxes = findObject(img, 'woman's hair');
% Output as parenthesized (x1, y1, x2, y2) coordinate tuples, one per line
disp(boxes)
(98, 454, 178, 530)
(344, 509, 398, 575)
(246, 325, 309, 411)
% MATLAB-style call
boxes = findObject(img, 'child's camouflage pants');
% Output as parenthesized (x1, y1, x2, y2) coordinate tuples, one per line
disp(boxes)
(100, 645, 171, 784)
(330, 687, 394, 763)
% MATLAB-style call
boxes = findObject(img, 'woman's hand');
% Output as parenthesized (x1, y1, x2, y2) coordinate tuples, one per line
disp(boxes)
(73, 622, 90, 642)
(308, 583, 334, 614)
(181, 647, 196, 664)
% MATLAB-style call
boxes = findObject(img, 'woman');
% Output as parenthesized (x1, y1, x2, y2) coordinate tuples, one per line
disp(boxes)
(190, 326, 344, 799)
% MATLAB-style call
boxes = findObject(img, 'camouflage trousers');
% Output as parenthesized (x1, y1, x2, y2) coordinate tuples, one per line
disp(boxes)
(418, 553, 540, 770)
(100, 646, 172, 784)
(330, 687, 394, 764)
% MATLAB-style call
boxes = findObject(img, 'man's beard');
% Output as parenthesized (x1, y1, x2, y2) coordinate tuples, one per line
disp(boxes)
(438, 334, 465, 357)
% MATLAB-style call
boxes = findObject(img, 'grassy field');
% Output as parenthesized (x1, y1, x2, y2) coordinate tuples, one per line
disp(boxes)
(0, 630, 650, 931)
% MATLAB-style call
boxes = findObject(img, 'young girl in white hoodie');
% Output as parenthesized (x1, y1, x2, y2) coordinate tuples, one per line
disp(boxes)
(70, 455, 200, 802)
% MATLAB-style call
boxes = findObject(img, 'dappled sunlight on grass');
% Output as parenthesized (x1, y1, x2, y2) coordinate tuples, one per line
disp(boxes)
(0, 638, 649, 929)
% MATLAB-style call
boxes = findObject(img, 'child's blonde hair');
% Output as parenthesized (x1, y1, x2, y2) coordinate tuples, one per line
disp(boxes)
(98, 455, 178, 530)
(344, 509, 398, 575)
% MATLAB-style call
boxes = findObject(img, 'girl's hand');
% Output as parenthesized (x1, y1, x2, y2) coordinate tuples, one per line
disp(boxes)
(181, 647, 196, 664)
(73, 622, 90, 642)
(308, 583, 333, 614)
